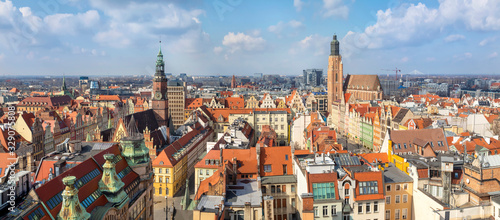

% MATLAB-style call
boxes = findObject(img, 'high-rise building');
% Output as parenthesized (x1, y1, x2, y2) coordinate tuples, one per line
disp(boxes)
(231, 75, 236, 88)
(79, 76, 89, 92)
(303, 69, 323, 86)
(167, 80, 186, 129)
(327, 35, 343, 113)
(152, 42, 169, 127)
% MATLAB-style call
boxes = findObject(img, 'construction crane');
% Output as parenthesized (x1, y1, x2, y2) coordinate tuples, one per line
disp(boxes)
(381, 68, 401, 80)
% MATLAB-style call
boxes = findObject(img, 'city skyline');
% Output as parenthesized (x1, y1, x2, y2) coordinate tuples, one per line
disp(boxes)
(1, 0, 500, 76)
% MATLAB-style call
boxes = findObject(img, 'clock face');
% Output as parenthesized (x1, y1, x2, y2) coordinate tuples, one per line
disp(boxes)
(155, 92, 162, 100)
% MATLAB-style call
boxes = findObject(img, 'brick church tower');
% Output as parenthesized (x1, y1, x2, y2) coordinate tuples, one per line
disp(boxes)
(327, 35, 343, 113)
(152, 42, 169, 127)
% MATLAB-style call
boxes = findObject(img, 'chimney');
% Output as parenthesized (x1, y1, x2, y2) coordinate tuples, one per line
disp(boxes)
(98, 154, 128, 203)
(57, 176, 91, 220)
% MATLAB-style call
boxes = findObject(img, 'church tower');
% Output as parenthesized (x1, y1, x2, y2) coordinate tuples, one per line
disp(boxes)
(327, 35, 343, 113)
(152, 42, 169, 127)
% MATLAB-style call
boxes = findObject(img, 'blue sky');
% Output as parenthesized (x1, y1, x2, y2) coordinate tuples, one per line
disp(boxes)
(0, 0, 500, 76)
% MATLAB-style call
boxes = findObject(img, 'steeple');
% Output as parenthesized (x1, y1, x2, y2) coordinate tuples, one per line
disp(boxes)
(155, 41, 165, 77)
(61, 74, 68, 92)
(57, 176, 91, 220)
(98, 154, 129, 205)
(330, 35, 340, 56)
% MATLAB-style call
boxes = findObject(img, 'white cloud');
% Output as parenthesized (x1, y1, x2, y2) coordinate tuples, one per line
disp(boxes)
(294, 0, 304, 12)
(222, 32, 266, 53)
(322, 0, 349, 19)
(268, 20, 304, 37)
(444, 34, 465, 42)
(401, 57, 409, 62)
(489, 52, 498, 58)
(289, 34, 330, 56)
(465, 52, 472, 58)
(479, 36, 498, 46)
(343, 0, 500, 53)
(213, 46, 223, 54)
(44, 10, 100, 35)
(91, 2, 206, 50)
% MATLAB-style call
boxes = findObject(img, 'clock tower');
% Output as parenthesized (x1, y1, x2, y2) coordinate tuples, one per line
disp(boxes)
(152, 42, 169, 127)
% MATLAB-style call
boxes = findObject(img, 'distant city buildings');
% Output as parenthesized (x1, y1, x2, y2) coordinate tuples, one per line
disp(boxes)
(303, 69, 323, 87)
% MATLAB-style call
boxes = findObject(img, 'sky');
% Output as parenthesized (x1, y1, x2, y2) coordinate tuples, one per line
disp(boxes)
(0, 0, 500, 77)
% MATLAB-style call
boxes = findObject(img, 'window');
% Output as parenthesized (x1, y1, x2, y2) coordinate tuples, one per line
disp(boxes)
(159, 177, 162, 183)
(403, 183, 408, 190)
(396, 184, 401, 191)
(331, 205, 337, 216)
(166, 178, 169, 183)
(282, 199, 287, 208)
(282, 185, 286, 193)
(323, 206, 328, 216)
(271, 185, 276, 193)
(264, 165, 272, 172)
(395, 209, 400, 220)
(166, 168, 169, 174)
(359, 181, 379, 195)
(292, 198, 296, 208)
(312, 182, 336, 200)
(199, 170, 203, 175)
(396, 195, 400, 203)
(314, 206, 319, 217)
(159, 168, 162, 173)
(206, 170, 210, 175)
(402, 208, 407, 219)
(345, 188, 349, 196)
(277, 185, 281, 193)
(291, 185, 296, 193)
(404, 143, 407, 149)
(283, 165, 287, 175)
(261, 186, 267, 194)
(386, 185, 391, 192)
(403, 194, 408, 203)
(366, 202, 371, 213)
(386, 196, 391, 204)
(281, 125, 284, 130)
(285, 155, 288, 160)
(374, 201, 378, 212)
(385, 210, 390, 220)
(358, 203, 363, 214)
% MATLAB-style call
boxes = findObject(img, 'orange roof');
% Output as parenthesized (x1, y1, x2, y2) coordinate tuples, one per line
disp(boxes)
(224, 97, 245, 109)
(353, 171, 384, 201)
(185, 98, 204, 110)
(195, 149, 220, 169)
(222, 148, 258, 174)
(260, 146, 293, 177)
(94, 95, 121, 101)
(9, 88, 19, 93)
(359, 153, 389, 164)
(485, 114, 499, 123)
(294, 149, 313, 155)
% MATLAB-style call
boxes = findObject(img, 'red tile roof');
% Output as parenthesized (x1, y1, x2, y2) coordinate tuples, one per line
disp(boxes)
(353, 171, 385, 201)
(260, 146, 293, 176)
(195, 149, 221, 169)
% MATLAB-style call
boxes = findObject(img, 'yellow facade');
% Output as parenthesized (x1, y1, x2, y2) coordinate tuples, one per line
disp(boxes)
(387, 140, 411, 174)
(385, 181, 413, 220)
(153, 167, 174, 197)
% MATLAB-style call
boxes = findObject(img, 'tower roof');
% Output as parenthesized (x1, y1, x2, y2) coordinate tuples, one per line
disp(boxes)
(331, 34, 340, 56)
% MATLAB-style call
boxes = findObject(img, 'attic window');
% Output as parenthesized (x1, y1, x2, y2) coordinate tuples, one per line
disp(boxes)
(205, 160, 209, 165)
(159, 161, 164, 165)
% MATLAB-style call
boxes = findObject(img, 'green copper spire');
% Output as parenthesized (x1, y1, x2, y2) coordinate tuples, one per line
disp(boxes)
(98, 154, 129, 205)
(57, 176, 91, 220)
(155, 41, 165, 77)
